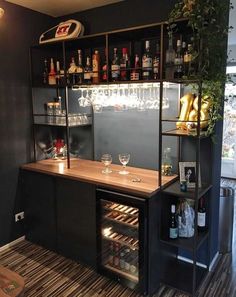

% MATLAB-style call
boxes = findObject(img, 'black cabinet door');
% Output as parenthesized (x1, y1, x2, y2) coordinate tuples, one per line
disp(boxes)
(56, 178, 96, 267)
(22, 170, 57, 251)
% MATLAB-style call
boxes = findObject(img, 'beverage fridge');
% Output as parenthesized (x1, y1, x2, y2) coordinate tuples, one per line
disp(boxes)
(96, 188, 148, 293)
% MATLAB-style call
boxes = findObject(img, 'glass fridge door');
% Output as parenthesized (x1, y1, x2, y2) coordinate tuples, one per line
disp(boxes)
(100, 199, 140, 284)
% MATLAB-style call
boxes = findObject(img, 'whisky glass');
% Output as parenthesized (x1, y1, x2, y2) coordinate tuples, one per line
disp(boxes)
(101, 154, 112, 174)
(119, 153, 130, 175)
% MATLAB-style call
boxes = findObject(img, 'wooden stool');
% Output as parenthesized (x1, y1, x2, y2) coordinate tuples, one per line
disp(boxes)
(0, 266, 24, 297)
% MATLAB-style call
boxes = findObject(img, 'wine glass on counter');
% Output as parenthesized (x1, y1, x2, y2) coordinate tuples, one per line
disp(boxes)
(101, 154, 112, 174)
(118, 153, 130, 175)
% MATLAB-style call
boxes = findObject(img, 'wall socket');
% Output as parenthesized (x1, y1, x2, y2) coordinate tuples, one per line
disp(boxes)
(15, 212, 24, 222)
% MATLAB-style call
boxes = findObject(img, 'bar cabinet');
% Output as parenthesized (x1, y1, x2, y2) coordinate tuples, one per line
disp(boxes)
(25, 17, 219, 297)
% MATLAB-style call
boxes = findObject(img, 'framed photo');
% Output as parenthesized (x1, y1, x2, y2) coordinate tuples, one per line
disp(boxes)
(179, 162, 201, 188)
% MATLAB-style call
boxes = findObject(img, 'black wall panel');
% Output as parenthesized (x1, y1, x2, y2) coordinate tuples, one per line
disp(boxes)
(0, 0, 53, 246)
(58, 0, 177, 34)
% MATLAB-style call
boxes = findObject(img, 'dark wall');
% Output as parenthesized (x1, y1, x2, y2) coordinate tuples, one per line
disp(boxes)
(0, 0, 53, 246)
(58, 0, 177, 34)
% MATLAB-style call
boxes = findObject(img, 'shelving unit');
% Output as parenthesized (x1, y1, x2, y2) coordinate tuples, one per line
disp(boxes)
(29, 18, 215, 296)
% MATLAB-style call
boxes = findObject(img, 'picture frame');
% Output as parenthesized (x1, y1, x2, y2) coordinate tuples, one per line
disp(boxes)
(179, 162, 201, 188)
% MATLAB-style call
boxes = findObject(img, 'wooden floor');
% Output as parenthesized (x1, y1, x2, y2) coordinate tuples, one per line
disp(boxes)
(0, 240, 236, 297)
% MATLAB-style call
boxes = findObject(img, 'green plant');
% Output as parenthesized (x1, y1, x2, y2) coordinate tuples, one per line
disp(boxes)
(168, 0, 232, 138)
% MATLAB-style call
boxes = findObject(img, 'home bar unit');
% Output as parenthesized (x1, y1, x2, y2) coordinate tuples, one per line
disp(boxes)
(20, 11, 225, 296)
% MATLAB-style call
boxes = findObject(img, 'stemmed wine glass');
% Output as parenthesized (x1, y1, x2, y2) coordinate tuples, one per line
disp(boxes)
(101, 154, 112, 174)
(118, 153, 130, 175)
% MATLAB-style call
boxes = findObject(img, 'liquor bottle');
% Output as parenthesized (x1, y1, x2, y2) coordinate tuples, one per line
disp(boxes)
(77, 49, 84, 84)
(43, 59, 48, 84)
(120, 47, 129, 81)
(153, 42, 160, 80)
(111, 48, 120, 81)
(184, 43, 193, 77)
(198, 197, 206, 231)
(169, 204, 178, 239)
(130, 54, 140, 81)
(102, 52, 108, 82)
(67, 57, 77, 85)
(48, 58, 56, 85)
(165, 33, 175, 80)
(182, 41, 187, 58)
(174, 40, 184, 79)
(56, 61, 61, 85)
(142, 40, 152, 80)
(161, 147, 172, 176)
(92, 50, 100, 84)
(84, 56, 92, 84)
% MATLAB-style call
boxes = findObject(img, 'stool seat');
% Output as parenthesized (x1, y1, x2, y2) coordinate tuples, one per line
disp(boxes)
(0, 266, 24, 297)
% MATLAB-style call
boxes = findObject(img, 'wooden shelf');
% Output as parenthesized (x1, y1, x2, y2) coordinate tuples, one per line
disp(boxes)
(104, 214, 139, 229)
(160, 230, 209, 251)
(160, 257, 207, 295)
(102, 235, 139, 250)
(103, 204, 139, 218)
(104, 264, 138, 283)
(163, 181, 212, 200)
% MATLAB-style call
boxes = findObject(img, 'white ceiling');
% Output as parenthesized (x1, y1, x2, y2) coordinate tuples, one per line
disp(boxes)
(5, 0, 124, 17)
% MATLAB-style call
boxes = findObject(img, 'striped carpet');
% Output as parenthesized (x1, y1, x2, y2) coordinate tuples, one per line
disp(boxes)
(0, 240, 235, 297)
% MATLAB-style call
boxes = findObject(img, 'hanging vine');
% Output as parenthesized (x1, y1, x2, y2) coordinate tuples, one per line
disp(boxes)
(168, 0, 233, 138)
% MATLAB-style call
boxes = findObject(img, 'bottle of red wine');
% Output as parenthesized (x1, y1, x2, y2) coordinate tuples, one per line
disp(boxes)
(169, 204, 178, 239)
(198, 197, 206, 231)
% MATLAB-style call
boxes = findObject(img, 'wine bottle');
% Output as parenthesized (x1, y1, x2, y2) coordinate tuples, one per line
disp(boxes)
(111, 48, 120, 81)
(67, 57, 77, 85)
(153, 42, 160, 80)
(102, 51, 108, 82)
(56, 60, 61, 85)
(43, 59, 48, 84)
(92, 50, 100, 84)
(174, 39, 184, 79)
(198, 197, 206, 231)
(165, 33, 175, 80)
(169, 204, 178, 239)
(130, 54, 140, 81)
(84, 56, 92, 84)
(142, 40, 152, 80)
(77, 49, 84, 84)
(184, 44, 192, 77)
(120, 47, 129, 81)
(48, 58, 56, 85)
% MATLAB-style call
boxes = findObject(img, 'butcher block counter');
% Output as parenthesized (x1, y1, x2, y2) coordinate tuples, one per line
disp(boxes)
(20, 159, 177, 294)
(21, 159, 176, 197)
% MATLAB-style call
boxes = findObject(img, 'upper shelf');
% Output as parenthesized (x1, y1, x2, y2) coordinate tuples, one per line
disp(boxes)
(32, 78, 200, 89)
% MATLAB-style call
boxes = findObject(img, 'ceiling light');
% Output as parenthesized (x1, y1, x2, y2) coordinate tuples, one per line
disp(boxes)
(0, 8, 4, 18)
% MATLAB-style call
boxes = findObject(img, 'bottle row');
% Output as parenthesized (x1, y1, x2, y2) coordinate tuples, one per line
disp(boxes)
(169, 197, 206, 240)
(42, 43, 159, 85)
(105, 210, 139, 227)
(41, 37, 195, 86)
(103, 228, 139, 249)
(104, 202, 139, 216)
(106, 242, 139, 276)
(166, 35, 195, 80)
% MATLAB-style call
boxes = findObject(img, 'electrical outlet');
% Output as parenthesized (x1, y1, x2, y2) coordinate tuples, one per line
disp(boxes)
(15, 212, 24, 222)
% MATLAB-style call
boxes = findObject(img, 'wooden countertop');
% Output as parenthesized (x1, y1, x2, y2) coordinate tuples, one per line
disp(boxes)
(21, 159, 177, 197)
